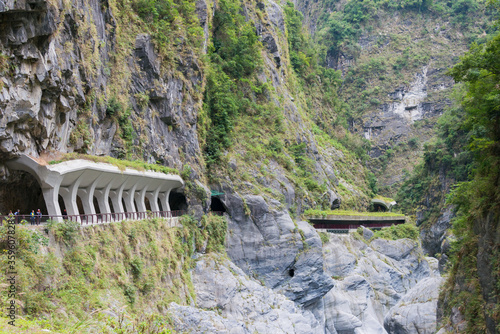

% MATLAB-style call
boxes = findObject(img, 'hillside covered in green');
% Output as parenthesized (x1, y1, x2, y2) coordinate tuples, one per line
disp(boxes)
(0, 0, 499, 332)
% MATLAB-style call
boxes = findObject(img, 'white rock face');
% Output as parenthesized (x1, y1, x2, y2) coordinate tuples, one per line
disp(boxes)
(170, 256, 323, 333)
(320, 234, 441, 334)
(384, 66, 429, 124)
(384, 276, 444, 334)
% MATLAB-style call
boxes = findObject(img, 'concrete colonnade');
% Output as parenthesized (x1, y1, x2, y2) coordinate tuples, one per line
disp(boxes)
(6, 155, 184, 222)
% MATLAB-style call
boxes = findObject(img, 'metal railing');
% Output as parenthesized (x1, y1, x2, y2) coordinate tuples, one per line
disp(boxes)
(0, 210, 186, 226)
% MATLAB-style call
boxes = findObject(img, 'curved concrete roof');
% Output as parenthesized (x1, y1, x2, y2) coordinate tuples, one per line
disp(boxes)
(371, 198, 397, 211)
(6, 155, 184, 219)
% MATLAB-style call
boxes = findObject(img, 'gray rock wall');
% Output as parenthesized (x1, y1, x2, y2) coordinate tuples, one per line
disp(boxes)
(320, 234, 440, 334)
(170, 255, 324, 333)
(223, 193, 334, 307)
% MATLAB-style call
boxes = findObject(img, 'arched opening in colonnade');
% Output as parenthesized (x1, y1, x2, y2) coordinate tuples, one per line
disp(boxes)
(93, 197, 101, 214)
(58, 195, 66, 215)
(76, 196, 84, 214)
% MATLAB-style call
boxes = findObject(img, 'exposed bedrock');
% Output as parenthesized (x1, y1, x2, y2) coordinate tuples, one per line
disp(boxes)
(223, 193, 334, 308)
(169, 255, 322, 333)
(321, 234, 441, 334)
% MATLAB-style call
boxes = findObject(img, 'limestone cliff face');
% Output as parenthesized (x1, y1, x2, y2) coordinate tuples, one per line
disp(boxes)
(0, 0, 204, 171)
(293, 0, 486, 195)
(0, 0, 370, 213)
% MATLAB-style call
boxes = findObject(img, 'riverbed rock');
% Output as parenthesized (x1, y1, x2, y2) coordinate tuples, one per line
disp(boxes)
(320, 234, 440, 333)
(384, 276, 444, 334)
(170, 255, 323, 333)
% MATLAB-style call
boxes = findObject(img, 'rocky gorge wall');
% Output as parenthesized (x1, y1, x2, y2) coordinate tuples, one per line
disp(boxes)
(169, 217, 443, 334)
(0, 0, 452, 333)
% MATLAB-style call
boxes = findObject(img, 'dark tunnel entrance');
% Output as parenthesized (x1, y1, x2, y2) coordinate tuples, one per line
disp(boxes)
(169, 190, 188, 211)
(210, 197, 226, 214)
(372, 203, 388, 212)
(0, 170, 47, 216)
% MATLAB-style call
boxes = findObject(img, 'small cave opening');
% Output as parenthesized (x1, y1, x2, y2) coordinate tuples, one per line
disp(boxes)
(0, 170, 47, 216)
(210, 196, 226, 213)
(169, 190, 188, 212)
(288, 269, 295, 277)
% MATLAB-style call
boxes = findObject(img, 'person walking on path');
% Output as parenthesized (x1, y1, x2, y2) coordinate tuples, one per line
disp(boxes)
(14, 209, 19, 224)
(36, 209, 42, 225)
(30, 210, 35, 225)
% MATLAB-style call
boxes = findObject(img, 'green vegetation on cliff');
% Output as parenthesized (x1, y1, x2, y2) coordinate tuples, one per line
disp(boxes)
(0, 215, 226, 332)
(396, 1, 500, 330)
(438, 10, 500, 331)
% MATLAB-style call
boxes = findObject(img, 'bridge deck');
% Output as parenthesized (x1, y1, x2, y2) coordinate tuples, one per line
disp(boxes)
(307, 215, 406, 233)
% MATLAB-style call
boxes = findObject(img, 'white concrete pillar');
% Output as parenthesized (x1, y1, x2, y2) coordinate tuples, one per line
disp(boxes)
(158, 189, 171, 213)
(42, 185, 62, 221)
(60, 172, 86, 222)
(59, 187, 80, 217)
(145, 190, 160, 212)
(110, 190, 124, 213)
(95, 181, 113, 215)
(77, 188, 96, 216)
(123, 183, 138, 219)
(134, 187, 148, 214)
(110, 178, 127, 218)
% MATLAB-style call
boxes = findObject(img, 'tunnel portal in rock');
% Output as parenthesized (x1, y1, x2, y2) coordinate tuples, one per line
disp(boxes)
(210, 196, 226, 213)
(169, 190, 188, 211)
(0, 170, 47, 216)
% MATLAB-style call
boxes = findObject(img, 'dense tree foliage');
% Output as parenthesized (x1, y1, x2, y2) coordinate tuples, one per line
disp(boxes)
(443, 9, 500, 331)
(202, 0, 262, 167)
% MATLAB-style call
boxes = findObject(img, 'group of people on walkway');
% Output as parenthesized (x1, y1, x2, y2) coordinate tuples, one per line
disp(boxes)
(7, 209, 43, 225)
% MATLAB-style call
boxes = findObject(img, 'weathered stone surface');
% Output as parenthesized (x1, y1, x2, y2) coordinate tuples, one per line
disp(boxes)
(169, 303, 248, 334)
(320, 234, 440, 334)
(362, 226, 374, 240)
(171, 255, 323, 333)
(420, 205, 454, 257)
(384, 276, 444, 334)
(224, 194, 334, 307)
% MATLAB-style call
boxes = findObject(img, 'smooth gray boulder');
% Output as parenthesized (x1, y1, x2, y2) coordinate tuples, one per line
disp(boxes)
(384, 276, 444, 334)
(171, 255, 323, 333)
